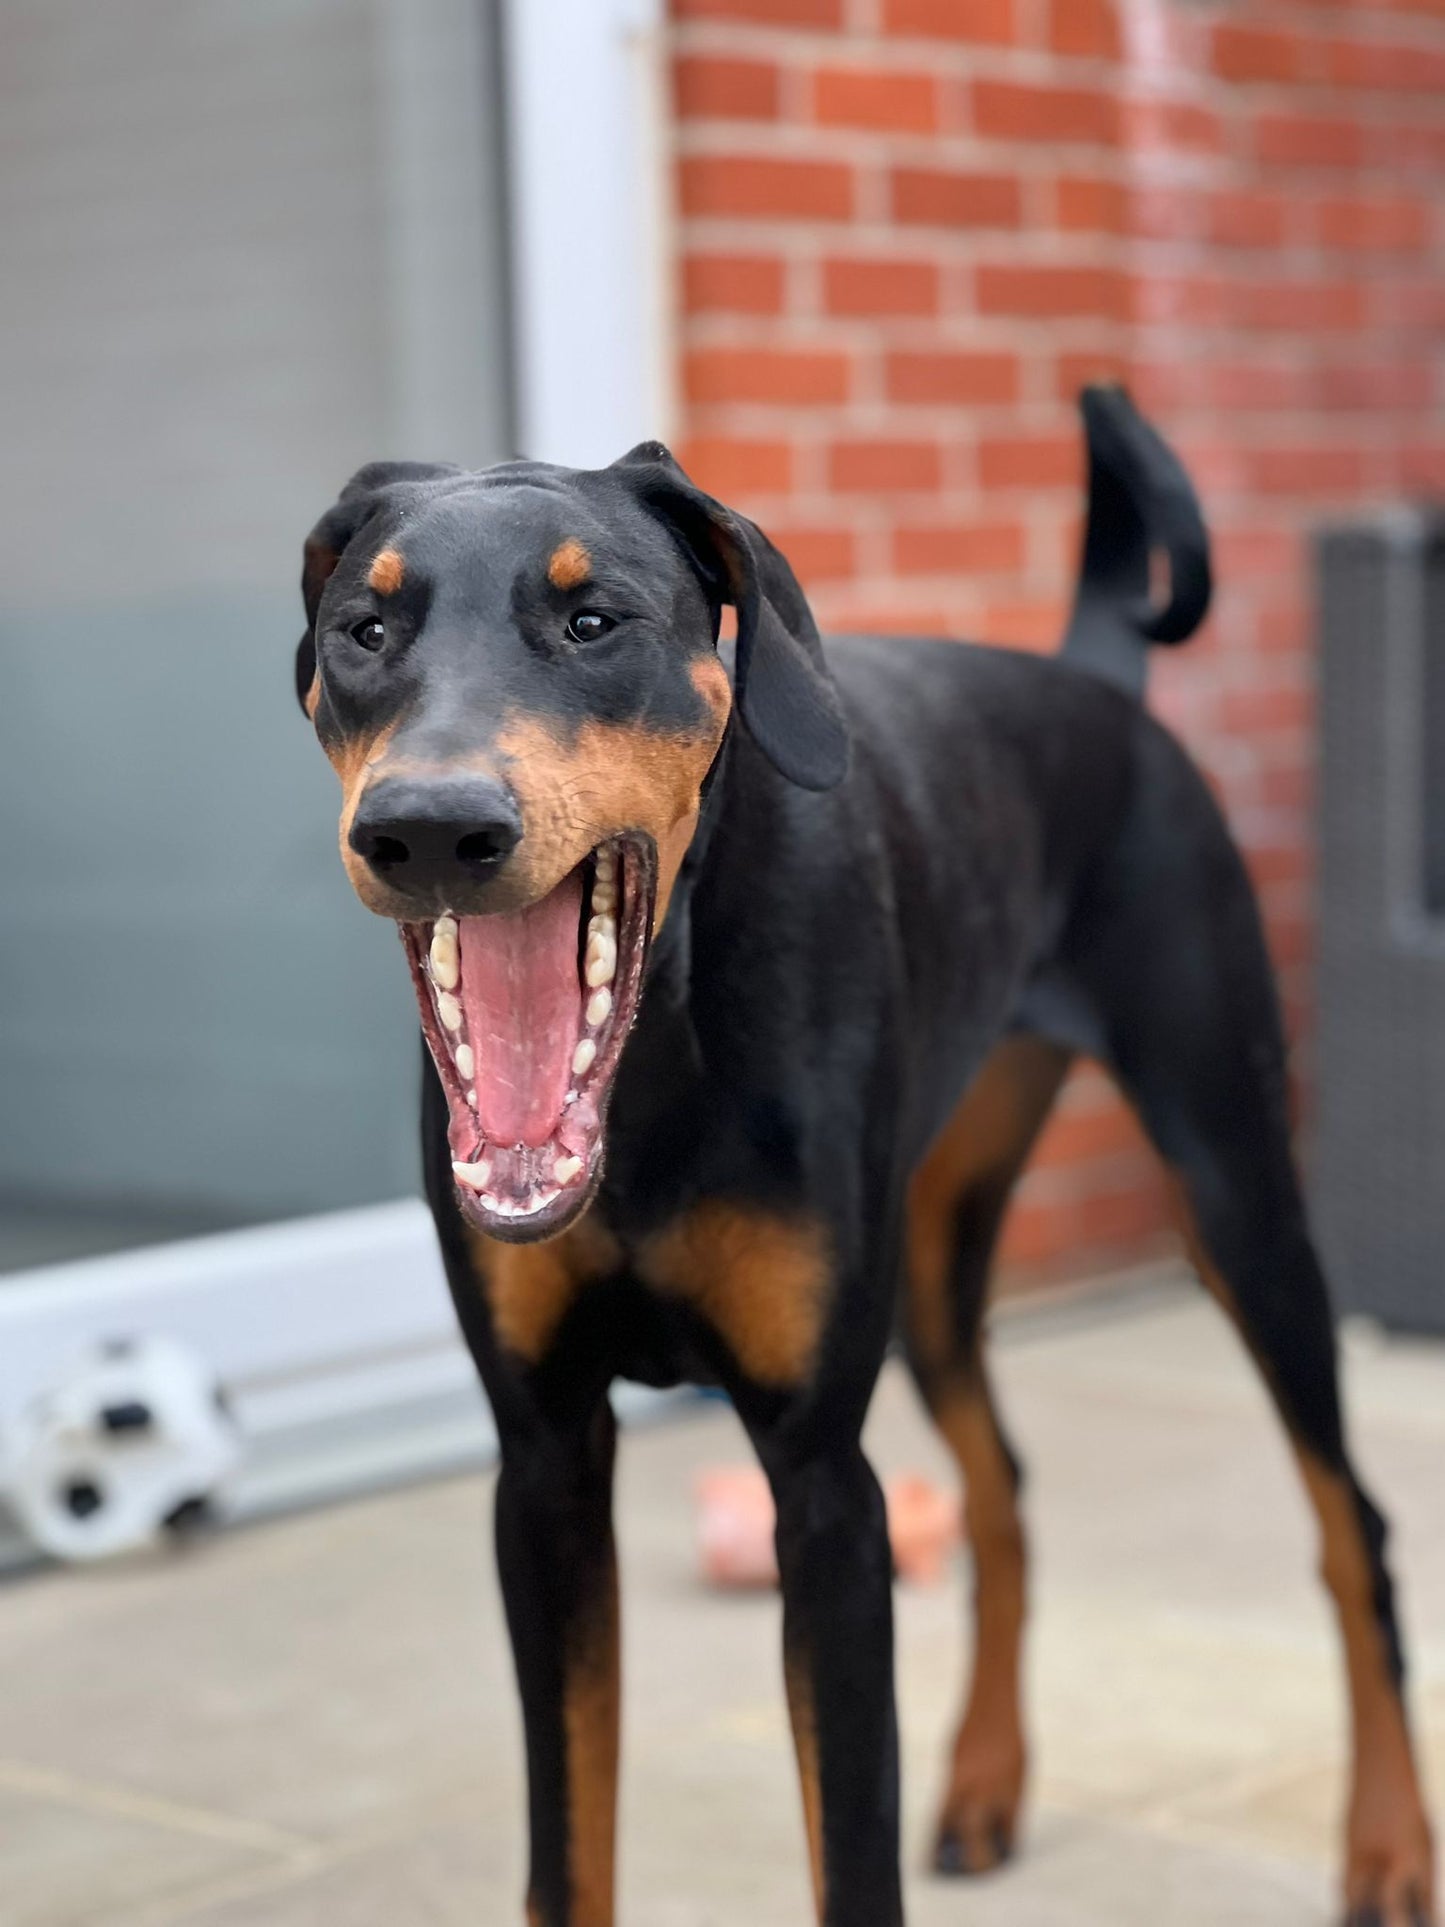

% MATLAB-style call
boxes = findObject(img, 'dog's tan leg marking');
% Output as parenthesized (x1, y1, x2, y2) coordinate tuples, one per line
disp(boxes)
(905, 1035, 1071, 1874)
(784, 1641, 827, 1922)
(1170, 1187, 1436, 1924)
(562, 1540, 620, 1927)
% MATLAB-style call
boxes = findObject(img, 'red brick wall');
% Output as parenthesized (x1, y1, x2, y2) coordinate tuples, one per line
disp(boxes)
(669, 0, 1445, 1286)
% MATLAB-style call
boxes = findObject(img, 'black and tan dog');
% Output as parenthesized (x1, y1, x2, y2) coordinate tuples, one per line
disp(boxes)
(295, 388, 1434, 1927)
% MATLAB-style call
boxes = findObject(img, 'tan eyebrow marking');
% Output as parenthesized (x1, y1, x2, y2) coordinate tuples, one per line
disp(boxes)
(547, 538, 592, 592)
(367, 548, 405, 595)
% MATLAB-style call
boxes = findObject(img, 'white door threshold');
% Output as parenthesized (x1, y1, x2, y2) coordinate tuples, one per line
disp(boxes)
(0, 1201, 683, 1572)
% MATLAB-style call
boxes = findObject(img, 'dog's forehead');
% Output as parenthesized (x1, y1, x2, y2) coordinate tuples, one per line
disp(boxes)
(380, 471, 684, 589)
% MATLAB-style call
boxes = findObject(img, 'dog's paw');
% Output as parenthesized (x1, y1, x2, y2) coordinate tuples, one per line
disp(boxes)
(931, 1722, 1025, 1879)
(1342, 1780, 1436, 1927)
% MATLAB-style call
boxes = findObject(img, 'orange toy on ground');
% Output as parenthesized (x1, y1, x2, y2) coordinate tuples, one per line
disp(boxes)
(696, 1467, 961, 1590)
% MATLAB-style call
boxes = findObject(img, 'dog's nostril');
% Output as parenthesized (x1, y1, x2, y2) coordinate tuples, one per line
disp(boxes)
(369, 835, 410, 870)
(456, 829, 513, 866)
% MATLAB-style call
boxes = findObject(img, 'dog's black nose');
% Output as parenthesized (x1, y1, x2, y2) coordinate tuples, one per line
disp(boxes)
(349, 776, 523, 894)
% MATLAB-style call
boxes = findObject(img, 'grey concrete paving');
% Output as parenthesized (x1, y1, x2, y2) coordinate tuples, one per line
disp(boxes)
(1, 1284, 1441, 1924)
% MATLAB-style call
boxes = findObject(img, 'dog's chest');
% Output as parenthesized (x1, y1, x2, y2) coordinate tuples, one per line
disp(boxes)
(473, 1197, 832, 1391)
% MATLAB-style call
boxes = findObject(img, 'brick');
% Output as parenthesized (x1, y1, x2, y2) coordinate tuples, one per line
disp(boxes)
(683, 253, 786, 315)
(674, 55, 780, 122)
(676, 437, 792, 497)
(1316, 193, 1431, 253)
(982, 599, 1070, 648)
(1031, 1098, 1148, 1170)
(973, 78, 1118, 145)
(1325, 35, 1445, 92)
(1056, 176, 1127, 232)
(977, 262, 1129, 320)
(1233, 278, 1367, 332)
(814, 67, 938, 132)
(1133, 273, 1227, 327)
(885, 350, 1020, 404)
(890, 166, 1022, 228)
(684, 347, 851, 406)
(1256, 113, 1367, 170)
(767, 526, 856, 581)
(1247, 445, 1369, 497)
(979, 436, 1083, 488)
(1400, 444, 1445, 491)
(823, 256, 939, 316)
(1212, 24, 1306, 83)
(1049, 0, 1120, 59)
(893, 520, 1027, 575)
(1208, 189, 1290, 249)
(675, 0, 842, 23)
(1056, 350, 1130, 400)
(1310, 360, 1441, 412)
(882, 0, 1015, 45)
(1125, 99, 1226, 153)
(679, 155, 854, 221)
(1222, 678, 1315, 734)
(828, 439, 942, 491)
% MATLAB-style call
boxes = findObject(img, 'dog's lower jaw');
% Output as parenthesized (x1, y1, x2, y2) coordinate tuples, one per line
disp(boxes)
(402, 835, 656, 1243)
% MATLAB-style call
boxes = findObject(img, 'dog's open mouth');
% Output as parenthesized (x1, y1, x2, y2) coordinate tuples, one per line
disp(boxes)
(401, 835, 657, 1241)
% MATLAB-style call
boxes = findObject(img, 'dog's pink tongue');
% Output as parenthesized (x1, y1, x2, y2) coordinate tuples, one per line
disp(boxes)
(458, 870, 583, 1148)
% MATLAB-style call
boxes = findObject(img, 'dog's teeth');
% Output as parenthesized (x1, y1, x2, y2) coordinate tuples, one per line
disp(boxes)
(467, 1087, 478, 1109)
(554, 1154, 583, 1184)
(595, 847, 617, 882)
(591, 883, 617, 916)
(452, 1159, 492, 1191)
(585, 934, 617, 987)
(429, 927, 460, 990)
(571, 1037, 597, 1077)
(434, 914, 458, 936)
(587, 912, 616, 942)
(455, 1043, 475, 1081)
(437, 991, 463, 1032)
(586, 987, 612, 1027)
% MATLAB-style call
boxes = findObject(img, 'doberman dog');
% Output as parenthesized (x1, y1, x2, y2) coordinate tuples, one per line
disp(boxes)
(295, 387, 1434, 1926)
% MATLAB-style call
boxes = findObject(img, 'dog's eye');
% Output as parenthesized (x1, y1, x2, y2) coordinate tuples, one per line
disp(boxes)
(350, 616, 386, 651)
(567, 611, 617, 644)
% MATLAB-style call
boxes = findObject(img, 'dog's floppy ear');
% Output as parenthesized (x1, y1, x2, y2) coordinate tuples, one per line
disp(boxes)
(294, 460, 461, 716)
(608, 442, 849, 791)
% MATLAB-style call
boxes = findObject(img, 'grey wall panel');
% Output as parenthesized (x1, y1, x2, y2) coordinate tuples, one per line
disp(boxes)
(1312, 516, 1445, 1335)
(0, 0, 512, 1234)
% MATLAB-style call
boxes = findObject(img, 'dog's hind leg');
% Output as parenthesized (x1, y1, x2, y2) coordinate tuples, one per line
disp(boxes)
(903, 1034, 1072, 1878)
(1065, 728, 1436, 1927)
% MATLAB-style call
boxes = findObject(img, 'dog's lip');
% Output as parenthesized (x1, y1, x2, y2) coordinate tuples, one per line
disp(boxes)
(400, 835, 657, 1242)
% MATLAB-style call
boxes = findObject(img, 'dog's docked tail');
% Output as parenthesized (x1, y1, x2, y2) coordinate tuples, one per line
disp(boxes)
(1060, 384, 1212, 699)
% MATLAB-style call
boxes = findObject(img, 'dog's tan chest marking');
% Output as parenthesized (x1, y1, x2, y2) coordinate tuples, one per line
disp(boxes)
(639, 1202, 832, 1388)
(468, 1215, 622, 1364)
(367, 547, 405, 595)
(548, 539, 592, 591)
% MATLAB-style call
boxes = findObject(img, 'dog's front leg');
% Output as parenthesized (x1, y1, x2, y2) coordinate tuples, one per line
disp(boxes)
(759, 1437, 905, 1927)
(495, 1399, 619, 1927)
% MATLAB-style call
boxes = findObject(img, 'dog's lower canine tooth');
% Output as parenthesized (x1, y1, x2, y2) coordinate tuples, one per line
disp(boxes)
(554, 1154, 583, 1184)
(437, 992, 463, 1032)
(434, 915, 458, 938)
(455, 1043, 475, 1081)
(429, 928, 460, 989)
(571, 1037, 597, 1076)
(586, 987, 612, 1026)
(452, 1159, 492, 1191)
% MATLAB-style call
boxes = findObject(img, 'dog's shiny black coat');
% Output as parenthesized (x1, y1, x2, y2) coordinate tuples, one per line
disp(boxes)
(299, 389, 1432, 1927)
